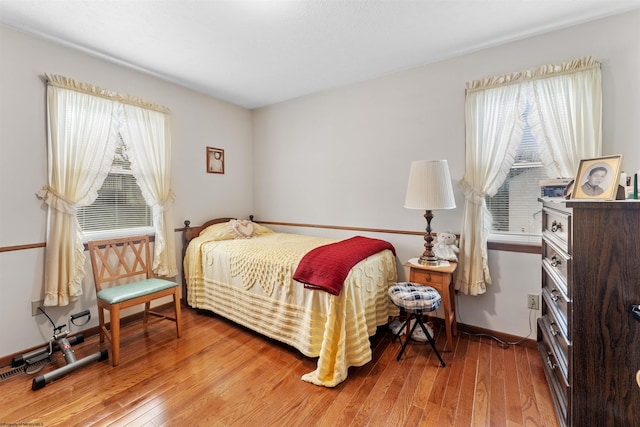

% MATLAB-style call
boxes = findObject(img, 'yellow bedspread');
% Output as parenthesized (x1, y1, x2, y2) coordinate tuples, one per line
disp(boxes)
(184, 231, 398, 387)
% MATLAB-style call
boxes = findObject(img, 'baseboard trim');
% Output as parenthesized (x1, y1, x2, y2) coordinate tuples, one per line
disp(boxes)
(421, 317, 536, 349)
(457, 321, 537, 349)
(2, 305, 536, 367)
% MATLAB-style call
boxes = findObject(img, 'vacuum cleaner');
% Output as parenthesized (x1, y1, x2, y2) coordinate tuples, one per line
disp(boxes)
(11, 308, 109, 390)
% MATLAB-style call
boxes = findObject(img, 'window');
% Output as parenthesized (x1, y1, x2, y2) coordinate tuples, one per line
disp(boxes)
(459, 57, 600, 294)
(40, 74, 177, 306)
(77, 134, 152, 236)
(486, 104, 545, 243)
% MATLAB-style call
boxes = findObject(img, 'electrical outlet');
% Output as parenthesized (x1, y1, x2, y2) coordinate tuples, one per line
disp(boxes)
(31, 300, 45, 316)
(527, 293, 540, 310)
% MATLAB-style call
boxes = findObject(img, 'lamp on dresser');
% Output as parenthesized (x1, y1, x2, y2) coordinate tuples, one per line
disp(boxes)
(404, 159, 456, 265)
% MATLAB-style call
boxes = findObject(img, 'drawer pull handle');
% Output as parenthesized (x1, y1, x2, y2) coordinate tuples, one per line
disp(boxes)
(550, 288, 559, 302)
(549, 323, 559, 336)
(551, 221, 562, 232)
(550, 255, 562, 267)
(546, 353, 557, 370)
(629, 305, 640, 323)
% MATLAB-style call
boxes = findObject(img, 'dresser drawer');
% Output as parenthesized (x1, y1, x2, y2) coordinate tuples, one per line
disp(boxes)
(410, 269, 445, 286)
(542, 253, 569, 298)
(538, 321, 569, 427)
(542, 238, 570, 287)
(542, 206, 571, 254)
(542, 267, 570, 336)
(542, 287, 570, 344)
(539, 312, 569, 378)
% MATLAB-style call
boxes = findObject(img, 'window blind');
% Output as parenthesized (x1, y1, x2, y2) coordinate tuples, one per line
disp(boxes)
(486, 104, 547, 241)
(77, 142, 152, 233)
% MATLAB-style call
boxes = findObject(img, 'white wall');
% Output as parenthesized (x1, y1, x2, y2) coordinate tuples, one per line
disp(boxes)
(253, 10, 640, 337)
(1, 10, 638, 359)
(0, 26, 254, 356)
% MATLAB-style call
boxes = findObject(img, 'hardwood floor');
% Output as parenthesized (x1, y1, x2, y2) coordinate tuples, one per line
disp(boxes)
(0, 307, 559, 426)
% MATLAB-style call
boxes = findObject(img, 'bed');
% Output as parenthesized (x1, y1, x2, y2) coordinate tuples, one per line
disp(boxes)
(182, 217, 399, 387)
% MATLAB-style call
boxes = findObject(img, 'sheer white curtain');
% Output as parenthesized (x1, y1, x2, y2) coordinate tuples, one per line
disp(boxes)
(530, 57, 602, 177)
(458, 57, 601, 296)
(37, 75, 176, 305)
(121, 104, 177, 277)
(36, 77, 116, 306)
(457, 84, 526, 295)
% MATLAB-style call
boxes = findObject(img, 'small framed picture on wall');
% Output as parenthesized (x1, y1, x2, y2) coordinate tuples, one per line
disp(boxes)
(206, 147, 224, 174)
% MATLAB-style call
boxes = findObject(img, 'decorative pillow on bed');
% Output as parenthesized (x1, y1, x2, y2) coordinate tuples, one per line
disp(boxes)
(253, 222, 274, 235)
(198, 220, 273, 240)
(199, 223, 235, 240)
(227, 219, 275, 238)
(227, 219, 257, 239)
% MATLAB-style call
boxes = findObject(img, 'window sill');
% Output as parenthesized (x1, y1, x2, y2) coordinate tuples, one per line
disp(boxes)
(487, 240, 541, 254)
(81, 227, 155, 244)
(487, 234, 541, 254)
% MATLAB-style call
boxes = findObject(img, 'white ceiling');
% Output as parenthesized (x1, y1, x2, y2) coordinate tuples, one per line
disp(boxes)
(1, 0, 639, 109)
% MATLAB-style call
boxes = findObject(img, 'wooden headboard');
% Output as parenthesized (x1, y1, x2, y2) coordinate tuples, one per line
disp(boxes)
(181, 217, 263, 304)
(182, 217, 235, 244)
(181, 218, 235, 304)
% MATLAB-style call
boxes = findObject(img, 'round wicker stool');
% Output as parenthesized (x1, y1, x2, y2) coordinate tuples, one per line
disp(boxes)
(388, 282, 446, 366)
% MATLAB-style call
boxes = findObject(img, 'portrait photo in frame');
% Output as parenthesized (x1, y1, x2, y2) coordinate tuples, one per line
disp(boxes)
(571, 155, 622, 200)
(206, 147, 224, 174)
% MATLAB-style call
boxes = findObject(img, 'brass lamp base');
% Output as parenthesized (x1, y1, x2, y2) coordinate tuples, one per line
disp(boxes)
(418, 209, 439, 266)
(418, 255, 439, 266)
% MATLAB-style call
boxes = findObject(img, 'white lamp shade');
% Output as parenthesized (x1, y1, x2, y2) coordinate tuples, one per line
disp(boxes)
(404, 160, 456, 210)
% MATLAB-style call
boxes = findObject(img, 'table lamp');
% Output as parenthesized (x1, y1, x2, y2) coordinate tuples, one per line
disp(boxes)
(404, 159, 456, 265)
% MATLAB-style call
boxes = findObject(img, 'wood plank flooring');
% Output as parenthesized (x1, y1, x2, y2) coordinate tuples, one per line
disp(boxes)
(0, 307, 559, 426)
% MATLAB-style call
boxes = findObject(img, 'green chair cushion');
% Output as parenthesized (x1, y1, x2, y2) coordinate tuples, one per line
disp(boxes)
(97, 278, 178, 304)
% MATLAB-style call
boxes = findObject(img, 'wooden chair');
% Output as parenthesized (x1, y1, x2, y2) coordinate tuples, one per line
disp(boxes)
(88, 235, 182, 366)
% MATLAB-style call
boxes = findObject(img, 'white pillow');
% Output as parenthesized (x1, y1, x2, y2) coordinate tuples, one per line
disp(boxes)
(199, 222, 234, 240)
(227, 219, 256, 239)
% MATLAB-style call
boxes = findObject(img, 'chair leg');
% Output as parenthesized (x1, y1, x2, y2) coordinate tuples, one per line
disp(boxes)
(173, 288, 182, 338)
(396, 313, 421, 361)
(98, 306, 106, 343)
(392, 316, 411, 343)
(395, 313, 446, 367)
(143, 301, 151, 324)
(416, 317, 446, 367)
(110, 305, 121, 367)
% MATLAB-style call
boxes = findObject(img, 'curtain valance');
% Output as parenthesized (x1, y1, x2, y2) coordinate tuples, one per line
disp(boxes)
(45, 74, 170, 114)
(465, 56, 601, 94)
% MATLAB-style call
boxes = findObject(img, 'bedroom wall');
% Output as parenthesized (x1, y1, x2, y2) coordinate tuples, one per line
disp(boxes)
(252, 10, 640, 337)
(0, 26, 254, 357)
(1, 10, 638, 359)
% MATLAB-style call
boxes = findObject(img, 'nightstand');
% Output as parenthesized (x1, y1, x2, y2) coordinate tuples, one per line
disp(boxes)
(404, 260, 458, 351)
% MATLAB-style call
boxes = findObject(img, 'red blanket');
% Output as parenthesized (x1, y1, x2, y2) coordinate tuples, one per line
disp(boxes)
(293, 236, 396, 295)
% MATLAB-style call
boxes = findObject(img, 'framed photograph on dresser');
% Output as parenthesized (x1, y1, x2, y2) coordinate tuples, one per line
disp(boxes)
(571, 154, 622, 200)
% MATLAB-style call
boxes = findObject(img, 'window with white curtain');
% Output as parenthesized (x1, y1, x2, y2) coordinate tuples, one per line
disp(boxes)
(485, 103, 547, 243)
(457, 57, 601, 295)
(77, 133, 153, 237)
(37, 74, 177, 306)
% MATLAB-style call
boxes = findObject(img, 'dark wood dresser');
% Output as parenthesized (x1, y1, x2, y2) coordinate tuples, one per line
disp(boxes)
(538, 199, 640, 427)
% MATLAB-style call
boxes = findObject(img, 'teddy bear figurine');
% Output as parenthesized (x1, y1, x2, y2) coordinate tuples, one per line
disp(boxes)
(434, 231, 459, 262)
